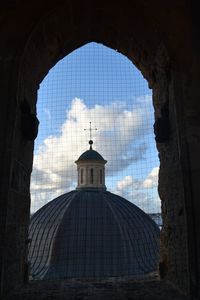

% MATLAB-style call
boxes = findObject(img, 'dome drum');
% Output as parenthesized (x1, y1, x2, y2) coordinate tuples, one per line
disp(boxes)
(76, 162, 106, 191)
(75, 145, 107, 191)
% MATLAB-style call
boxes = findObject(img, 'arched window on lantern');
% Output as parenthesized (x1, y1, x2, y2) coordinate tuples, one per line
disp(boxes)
(90, 168, 94, 184)
(100, 169, 103, 184)
(81, 168, 84, 184)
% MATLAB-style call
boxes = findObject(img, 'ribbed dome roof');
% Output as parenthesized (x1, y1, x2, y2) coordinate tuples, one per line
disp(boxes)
(76, 149, 105, 162)
(28, 190, 160, 279)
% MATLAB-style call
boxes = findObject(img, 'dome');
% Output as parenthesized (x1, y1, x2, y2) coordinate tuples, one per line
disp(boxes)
(28, 190, 160, 279)
(76, 149, 106, 162)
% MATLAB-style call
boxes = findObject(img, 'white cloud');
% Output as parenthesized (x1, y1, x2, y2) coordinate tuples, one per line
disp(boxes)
(142, 167, 159, 189)
(31, 97, 152, 212)
(114, 167, 160, 213)
(116, 175, 140, 191)
(116, 167, 159, 192)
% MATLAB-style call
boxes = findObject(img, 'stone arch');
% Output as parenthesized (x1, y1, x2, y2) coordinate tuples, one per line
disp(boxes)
(1, 2, 196, 298)
(19, 5, 187, 290)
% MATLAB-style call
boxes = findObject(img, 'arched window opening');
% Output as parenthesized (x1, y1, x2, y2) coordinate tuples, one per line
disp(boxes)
(90, 168, 94, 184)
(80, 168, 83, 184)
(29, 42, 161, 282)
(100, 169, 103, 184)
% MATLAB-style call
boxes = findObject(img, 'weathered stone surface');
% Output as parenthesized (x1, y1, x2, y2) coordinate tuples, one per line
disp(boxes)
(7, 276, 189, 300)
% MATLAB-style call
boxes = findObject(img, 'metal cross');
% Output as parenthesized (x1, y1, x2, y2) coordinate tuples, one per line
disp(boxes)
(84, 122, 97, 140)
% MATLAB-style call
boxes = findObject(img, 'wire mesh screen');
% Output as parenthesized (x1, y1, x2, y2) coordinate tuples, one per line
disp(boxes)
(29, 42, 161, 280)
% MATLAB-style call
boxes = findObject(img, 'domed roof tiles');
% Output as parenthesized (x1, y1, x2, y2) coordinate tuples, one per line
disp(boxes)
(76, 149, 106, 162)
(28, 190, 160, 279)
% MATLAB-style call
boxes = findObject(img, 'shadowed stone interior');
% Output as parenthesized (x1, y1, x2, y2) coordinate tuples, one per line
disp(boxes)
(0, 1, 199, 299)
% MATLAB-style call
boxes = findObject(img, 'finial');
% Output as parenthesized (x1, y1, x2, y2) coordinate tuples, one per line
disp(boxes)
(84, 122, 97, 149)
(89, 140, 93, 150)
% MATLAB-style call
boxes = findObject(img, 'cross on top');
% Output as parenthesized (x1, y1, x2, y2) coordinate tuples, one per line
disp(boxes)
(84, 122, 97, 149)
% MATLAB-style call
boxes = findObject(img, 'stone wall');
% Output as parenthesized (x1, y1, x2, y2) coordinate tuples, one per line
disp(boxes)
(0, 1, 199, 299)
(152, 47, 190, 291)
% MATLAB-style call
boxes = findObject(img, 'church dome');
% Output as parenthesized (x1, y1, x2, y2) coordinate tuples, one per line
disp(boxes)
(28, 190, 159, 279)
(76, 140, 107, 163)
(28, 136, 160, 279)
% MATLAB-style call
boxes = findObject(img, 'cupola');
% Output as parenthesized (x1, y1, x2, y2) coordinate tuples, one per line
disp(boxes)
(75, 140, 107, 191)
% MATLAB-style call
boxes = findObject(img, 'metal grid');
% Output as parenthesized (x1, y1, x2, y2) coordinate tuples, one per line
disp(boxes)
(29, 42, 161, 280)
(31, 42, 160, 216)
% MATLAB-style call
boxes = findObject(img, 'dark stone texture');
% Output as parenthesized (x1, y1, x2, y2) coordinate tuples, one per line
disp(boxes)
(7, 276, 189, 300)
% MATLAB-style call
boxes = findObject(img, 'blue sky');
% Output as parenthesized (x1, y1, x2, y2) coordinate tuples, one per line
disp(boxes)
(31, 42, 160, 214)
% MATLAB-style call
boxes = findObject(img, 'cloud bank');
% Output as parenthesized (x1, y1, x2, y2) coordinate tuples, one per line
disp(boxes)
(116, 167, 159, 191)
(115, 167, 160, 213)
(31, 96, 156, 212)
